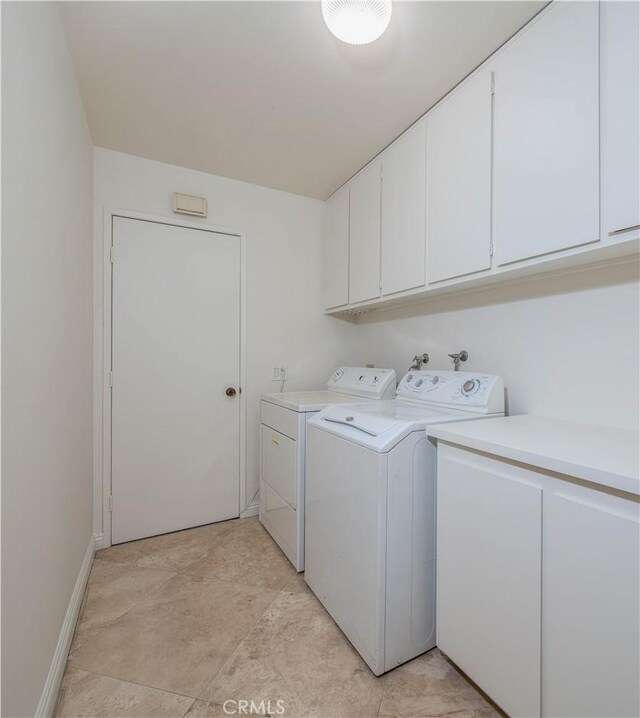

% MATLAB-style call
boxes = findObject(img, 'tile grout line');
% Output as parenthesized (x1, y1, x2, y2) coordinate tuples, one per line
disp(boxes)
(375, 673, 389, 718)
(171, 568, 296, 592)
(92, 520, 244, 566)
(70, 571, 180, 653)
(94, 518, 294, 590)
(67, 521, 303, 714)
(69, 576, 288, 702)
(94, 556, 296, 594)
(60, 666, 203, 702)
(72, 575, 291, 705)
(194, 576, 299, 703)
(62, 668, 265, 718)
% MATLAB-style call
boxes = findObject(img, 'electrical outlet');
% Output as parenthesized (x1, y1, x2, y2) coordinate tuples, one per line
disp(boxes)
(271, 365, 288, 381)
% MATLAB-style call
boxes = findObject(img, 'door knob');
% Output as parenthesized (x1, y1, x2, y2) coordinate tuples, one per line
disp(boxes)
(225, 387, 237, 397)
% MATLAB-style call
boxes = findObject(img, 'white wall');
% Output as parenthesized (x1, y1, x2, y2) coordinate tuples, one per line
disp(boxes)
(356, 260, 639, 430)
(89, 149, 640, 544)
(1, 3, 94, 716)
(93, 148, 358, 540)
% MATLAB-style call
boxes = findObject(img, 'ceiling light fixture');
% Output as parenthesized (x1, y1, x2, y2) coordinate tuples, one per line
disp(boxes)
(322, 0, 392, 46)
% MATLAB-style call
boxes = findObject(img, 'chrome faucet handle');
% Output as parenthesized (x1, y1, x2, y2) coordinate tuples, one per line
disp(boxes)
(410, 353, 430, 370)
(448, 350, 469, 371)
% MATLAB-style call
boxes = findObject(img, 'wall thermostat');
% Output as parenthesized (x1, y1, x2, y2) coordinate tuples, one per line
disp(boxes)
(173, 192, 208, 217)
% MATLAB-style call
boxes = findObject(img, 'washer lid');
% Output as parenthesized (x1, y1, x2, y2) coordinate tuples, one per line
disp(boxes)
(322, 406, 400, 436)
(308, 398, 504, 453)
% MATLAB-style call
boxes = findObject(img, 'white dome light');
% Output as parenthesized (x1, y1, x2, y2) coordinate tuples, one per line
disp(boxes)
(322, 0, 392, 46)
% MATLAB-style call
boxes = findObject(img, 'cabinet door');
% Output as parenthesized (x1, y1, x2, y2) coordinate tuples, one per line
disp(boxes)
(350, 161, 381, 304)
(601, 1, 640, 240)
(493, 2, 599, 265)
(437, 446, 542, 718)
(323, 187, 349, 309)
(543, 491, 640, 718)
(426, 69, 492, 283)
(381, 125, 426, 295)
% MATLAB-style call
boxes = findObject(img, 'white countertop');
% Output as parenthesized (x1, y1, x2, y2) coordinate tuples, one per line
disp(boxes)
(426, 414, 640, 496)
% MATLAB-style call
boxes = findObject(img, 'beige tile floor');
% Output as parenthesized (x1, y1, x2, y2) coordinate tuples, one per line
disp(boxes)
(55, 517, 500, 718)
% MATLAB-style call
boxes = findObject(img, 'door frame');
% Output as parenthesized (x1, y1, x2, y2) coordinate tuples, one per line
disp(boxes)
(100, 208, 247, 548)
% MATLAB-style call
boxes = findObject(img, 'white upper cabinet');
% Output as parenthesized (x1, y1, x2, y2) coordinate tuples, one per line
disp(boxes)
(493, 2, 600, 266)
(601, 0, 640, 240)
(426, 68, 492, 284)
(321, 1, 638, 314)
(322, 186, 349, 310)
(349, 161, 381, 304)
(381, 125, 426, 296)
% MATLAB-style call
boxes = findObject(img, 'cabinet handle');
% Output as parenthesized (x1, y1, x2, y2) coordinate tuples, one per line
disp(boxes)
(271, 437, 280, 447)
(609, 224, 640, 237)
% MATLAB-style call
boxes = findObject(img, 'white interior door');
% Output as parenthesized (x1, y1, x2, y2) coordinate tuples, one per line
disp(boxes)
(111, 216, 241, 544)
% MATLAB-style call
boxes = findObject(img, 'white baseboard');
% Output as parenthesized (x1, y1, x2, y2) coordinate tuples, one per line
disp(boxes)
(35, 535, 95, 718)
(240, 502, 259, 519)
(93, 532, 107, 551)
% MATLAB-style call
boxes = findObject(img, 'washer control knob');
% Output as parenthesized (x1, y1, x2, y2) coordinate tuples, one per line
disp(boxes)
(462, 380, 476, 394)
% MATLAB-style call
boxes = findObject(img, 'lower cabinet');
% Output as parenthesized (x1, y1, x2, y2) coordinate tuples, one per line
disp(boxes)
(437, 449, 542, 718)
(436, 443, 640, 718)
(543, 491, 640, 718)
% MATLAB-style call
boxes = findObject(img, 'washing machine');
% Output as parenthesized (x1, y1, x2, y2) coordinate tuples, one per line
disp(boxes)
(305, 369, 505, 675)
(259, 366, 396, 571)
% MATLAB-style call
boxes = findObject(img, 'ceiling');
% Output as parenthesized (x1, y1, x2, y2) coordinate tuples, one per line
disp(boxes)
(60, 1, 545, 199)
